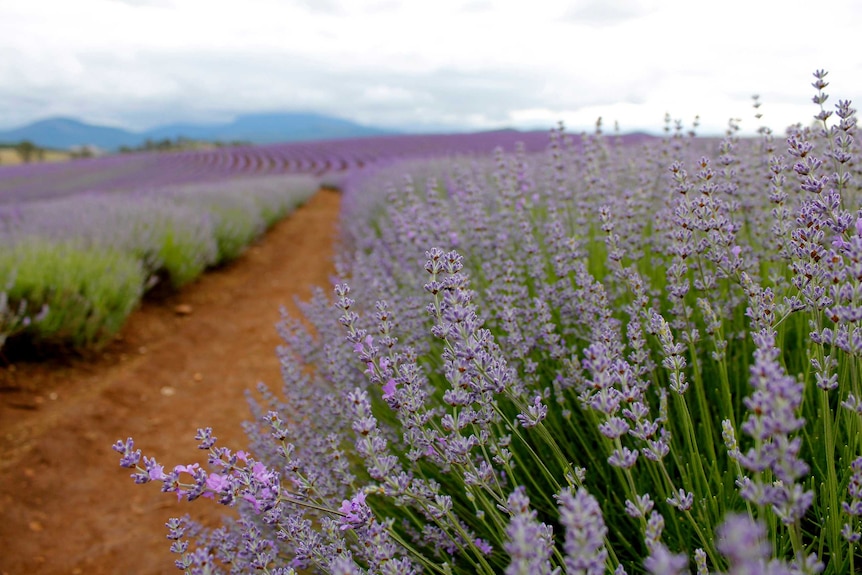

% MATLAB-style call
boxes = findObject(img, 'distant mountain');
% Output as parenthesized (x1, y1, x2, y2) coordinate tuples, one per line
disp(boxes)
(144, 113, 394, 144)
(0, 118, 140, 150)
(0, 113, 397, 150)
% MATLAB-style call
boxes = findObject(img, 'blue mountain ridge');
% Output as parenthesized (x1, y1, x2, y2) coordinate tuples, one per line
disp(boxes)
(0, 113, 398, 150)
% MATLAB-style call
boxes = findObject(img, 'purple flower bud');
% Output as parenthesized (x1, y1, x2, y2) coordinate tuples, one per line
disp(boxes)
(643, 543, 688, 575)
(557, 487, 608, 575)
(666, 488, 694, 511)
(113, 437, 141, 468)
(716, 514, 772, 569)
(382, 378, 397, 400)
(608, 446, 638, 469)
(516, 395, 548, 428)
(598, 416, 630, 439)
(338, 491, 372, 531)
(194, 427, 217, 450)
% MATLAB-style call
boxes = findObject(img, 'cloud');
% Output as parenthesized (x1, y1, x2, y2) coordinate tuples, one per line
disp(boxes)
(290, 0, 341, 13)
(106, 0, 174, 6)
(361, 85, 427, 105)
(0, 0, 860, 135)
(563, 0, 656, 25)
(463, 0, 494, 11)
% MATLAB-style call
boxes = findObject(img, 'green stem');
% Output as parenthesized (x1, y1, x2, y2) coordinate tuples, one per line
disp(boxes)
(445, 510, 497, 575)
(655, 460, 721, 569)
(821, 387, 842, 567)
(671, 391, 711, 510)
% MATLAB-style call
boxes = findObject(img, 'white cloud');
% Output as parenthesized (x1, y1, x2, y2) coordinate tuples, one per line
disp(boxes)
(106, 0, 175, 7)
(0, 0, 860, 134)
(564, 0, 658, 25)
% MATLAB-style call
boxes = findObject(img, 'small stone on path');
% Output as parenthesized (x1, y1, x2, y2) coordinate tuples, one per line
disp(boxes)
(174, 304, 193, 316)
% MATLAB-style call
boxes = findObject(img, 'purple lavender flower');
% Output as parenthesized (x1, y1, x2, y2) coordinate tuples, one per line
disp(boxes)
(109, 76, 862, 573)
(715, 514, 798, 575)
(666, 488, 694, 512)
(643, 542, 688, 575)
(112, 437, 141, 468)
(735, 328, 811, 523)
(842, 457, 862, 542)
(338, 491, 372, 531)
(608, 446, 638, 469)
(503, 487, 554, 575)
(557, 487, 609, 575)
(516, 395, 549, 428)
(195, 427, 217, 450)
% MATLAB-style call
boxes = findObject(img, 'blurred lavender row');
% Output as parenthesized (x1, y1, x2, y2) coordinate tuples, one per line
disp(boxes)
(0, 172, 319, 353)
(0, 130, 563, 205)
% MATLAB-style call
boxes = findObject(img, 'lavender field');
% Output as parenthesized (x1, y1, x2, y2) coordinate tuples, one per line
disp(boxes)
(0, 130, 554, 205)
(0, 130, 554, 354)
(112, 71, 862, 574)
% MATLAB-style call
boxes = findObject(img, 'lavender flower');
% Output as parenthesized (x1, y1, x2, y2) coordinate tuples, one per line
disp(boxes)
(735, 328, 812, 525)
(557, 487, 608, 575)
(715, 514, 808, 575)
(643, 542, 688, 575)
(503, 487, 555, 575)
(338, 491, 372, 531)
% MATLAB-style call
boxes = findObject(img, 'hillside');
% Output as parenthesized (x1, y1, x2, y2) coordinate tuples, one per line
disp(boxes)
(0, 113, 397, 151)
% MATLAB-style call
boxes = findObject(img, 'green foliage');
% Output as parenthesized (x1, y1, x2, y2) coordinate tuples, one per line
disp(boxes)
(0, 240, 145, 348)
(179, 195, 266, 264)
(14, 140, 39, 163)
(156, 225, 214, 289)
(119, 138, 253, 154)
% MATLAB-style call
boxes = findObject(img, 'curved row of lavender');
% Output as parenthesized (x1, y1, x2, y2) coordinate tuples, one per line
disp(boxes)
(116, 70, 862, 573)
(0, 130, 567, 353)
(0, 174, 318, 352)
(0, 130, 556, 205)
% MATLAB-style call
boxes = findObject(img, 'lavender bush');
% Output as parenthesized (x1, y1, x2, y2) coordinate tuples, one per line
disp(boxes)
(0, 271, 48, 355)
(159, 176, 313, 264)
(117, 70, 862, 574)
(0, 174, 317, 352)
(0, 242, 145, 350)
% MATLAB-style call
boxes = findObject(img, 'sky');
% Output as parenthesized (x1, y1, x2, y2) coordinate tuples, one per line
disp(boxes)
(1, 0, 861, 136)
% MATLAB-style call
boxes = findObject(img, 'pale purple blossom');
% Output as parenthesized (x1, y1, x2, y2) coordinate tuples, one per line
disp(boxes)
(339, 491, 371, 531)
(503, 487, 554, 575)
(643, 543, 688, 575)
(557, 487, 608, 575)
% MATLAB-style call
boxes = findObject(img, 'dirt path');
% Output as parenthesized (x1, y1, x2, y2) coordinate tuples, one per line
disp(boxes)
(0, 188, 341, 574)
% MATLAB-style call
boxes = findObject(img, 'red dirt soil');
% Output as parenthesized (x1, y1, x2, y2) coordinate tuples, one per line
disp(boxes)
(0, 188, 341, 574)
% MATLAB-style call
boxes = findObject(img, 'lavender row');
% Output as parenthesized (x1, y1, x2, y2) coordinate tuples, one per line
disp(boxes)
(0, 130, 586, 205)
(0, 174, 318, 352)
(116, 71, 862, 574)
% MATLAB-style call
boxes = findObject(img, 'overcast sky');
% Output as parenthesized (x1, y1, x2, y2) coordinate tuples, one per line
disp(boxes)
(1, 0, 860, 135)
